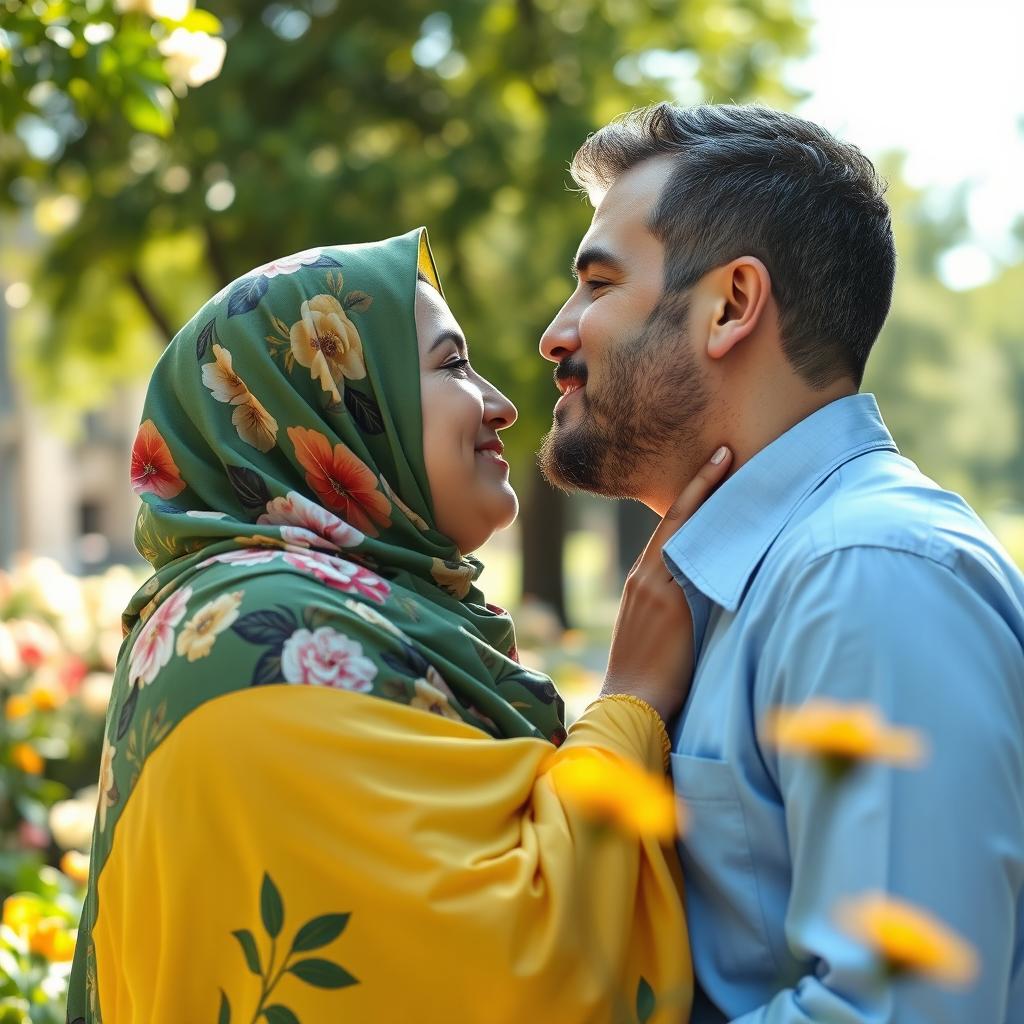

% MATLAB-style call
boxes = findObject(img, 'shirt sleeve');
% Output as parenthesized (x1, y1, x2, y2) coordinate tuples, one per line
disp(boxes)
(734, 547, 1024, 1023)
(90, 685, 692, 1024)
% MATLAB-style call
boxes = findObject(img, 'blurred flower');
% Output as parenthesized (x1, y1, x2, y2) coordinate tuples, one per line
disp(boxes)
(28, 683, 64, 712)
(158, 27, 227, 89)
(49, 797, 97, 852)
(60, 850, 90, 885)
(28, 918, 76, 962)
(0, 621, 22, 677)
(761, 700, 925, 773)
(175, 590, 242, 661)
(546, 749, 682, 841)
(80, 671, 115, 716)
(17, 821, 49, 850)
(4, 693, 32, 720)
(2, 894, 43, 936)
(836, 891, 979, 988)
(6, 618, 61, 669)
(10, 742, 44, 775)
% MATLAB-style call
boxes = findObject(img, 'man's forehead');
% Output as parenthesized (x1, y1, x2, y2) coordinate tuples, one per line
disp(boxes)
(576, 157, 673, 270)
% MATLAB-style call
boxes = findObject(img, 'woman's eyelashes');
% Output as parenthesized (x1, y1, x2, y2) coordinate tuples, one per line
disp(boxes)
(443, 357, 470, 378)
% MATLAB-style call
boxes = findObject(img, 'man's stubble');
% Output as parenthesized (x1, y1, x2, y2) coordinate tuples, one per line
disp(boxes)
(538, 294, 711, 501)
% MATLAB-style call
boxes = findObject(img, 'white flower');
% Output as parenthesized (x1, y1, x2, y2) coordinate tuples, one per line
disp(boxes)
(258, 491, 364, 550)
(158, 28, 226, 89)
(250, 249, 324, 279)
(49, 797, 97, 852)
(128, 585, 191, 686)
(281, 627, 378, 691)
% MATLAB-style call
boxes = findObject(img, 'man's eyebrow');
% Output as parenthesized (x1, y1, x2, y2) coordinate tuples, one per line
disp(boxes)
(572, 246, 625, 279)
(430, 329, 467, 354)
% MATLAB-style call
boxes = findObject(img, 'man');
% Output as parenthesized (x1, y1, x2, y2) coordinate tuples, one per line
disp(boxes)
(539, 102, 1024, 1021)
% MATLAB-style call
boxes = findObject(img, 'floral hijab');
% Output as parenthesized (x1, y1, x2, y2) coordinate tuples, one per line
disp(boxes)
(121, 228, 565, 745)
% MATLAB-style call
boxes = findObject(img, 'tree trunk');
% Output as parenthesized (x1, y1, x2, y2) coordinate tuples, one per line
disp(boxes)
(519, 462, 569, 627)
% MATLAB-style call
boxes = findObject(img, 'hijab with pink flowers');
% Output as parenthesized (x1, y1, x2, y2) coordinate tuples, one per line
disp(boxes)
(116, 228, 565, 746)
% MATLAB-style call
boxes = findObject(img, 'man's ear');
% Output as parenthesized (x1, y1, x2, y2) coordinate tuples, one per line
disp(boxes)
(706, 257, 772, 361)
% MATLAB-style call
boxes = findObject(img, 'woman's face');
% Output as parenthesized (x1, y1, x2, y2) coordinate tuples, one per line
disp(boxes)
(415, 279, 518, 553)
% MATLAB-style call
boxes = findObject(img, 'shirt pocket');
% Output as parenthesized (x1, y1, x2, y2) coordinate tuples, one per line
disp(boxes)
(671, 752, 781, 981)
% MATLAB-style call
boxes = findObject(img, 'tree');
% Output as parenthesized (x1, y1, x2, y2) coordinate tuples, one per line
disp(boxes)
(2, 0, 810, 616)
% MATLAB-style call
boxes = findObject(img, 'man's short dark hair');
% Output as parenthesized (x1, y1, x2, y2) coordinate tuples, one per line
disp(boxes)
(571, 103, 896, 388)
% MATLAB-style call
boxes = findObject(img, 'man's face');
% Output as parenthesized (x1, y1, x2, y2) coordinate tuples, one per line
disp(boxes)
(538, 156, 711, 500)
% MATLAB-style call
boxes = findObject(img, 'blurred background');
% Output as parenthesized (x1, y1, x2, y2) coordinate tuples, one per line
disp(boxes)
(0, 0, 1023, 1013)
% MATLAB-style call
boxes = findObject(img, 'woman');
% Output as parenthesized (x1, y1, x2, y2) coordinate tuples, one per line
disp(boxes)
(67, 229, 730, 1023)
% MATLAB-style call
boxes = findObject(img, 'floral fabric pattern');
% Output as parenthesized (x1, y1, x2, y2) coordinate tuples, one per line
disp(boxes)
(67, 230, 565, 1023)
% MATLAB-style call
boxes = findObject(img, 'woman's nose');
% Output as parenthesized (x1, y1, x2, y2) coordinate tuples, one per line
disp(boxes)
(484, 383, 518, 430)
(539, 300, 581, 364)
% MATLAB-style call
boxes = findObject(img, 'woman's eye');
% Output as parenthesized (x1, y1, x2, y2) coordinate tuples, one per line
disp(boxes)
(443, 358, 470, 377)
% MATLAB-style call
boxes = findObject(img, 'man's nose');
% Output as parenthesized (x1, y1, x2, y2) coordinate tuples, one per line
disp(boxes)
(539, 301, 581, 364)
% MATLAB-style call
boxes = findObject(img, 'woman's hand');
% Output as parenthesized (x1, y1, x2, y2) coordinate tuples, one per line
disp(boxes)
(601, 446, 733, 724)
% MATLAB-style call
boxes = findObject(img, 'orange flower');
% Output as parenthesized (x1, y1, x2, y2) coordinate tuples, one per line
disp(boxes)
(836, 891, 979, 988)
(4, 693, 32, 720)
(28, 917, 76, 961)
(60, 850, 90, 884)
(761, 700, 924, 770)
(288, 426, 391, 536)
(131, 419, 186, 499)
(546, 748, 683, 841)
(11, 742, 44, 774)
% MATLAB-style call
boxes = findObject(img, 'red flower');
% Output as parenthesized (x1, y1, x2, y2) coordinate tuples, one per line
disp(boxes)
(287, 426, 391, 537)
(131, 420, 186, 499)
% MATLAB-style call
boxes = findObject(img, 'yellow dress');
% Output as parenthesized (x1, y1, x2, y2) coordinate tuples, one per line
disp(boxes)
(91, 688, 691, 1023)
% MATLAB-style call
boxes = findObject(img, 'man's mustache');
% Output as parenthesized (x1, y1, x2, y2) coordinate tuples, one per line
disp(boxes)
(554, 359, 588, 388)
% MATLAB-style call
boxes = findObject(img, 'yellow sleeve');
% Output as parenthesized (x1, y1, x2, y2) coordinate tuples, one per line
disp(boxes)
(93, 687, 691, 1023)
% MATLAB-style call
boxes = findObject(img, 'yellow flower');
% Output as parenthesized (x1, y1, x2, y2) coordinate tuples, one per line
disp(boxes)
(4, 693, 32, 720)
(2, 893, 43, 936)
(289, 294, 367, 402)
(546, 749, 682, 841)
(176, 591, 243, 662)
(28, 917, 76, 962)
(761, 700, 925, 769)
(11, 742, 44, 775)
(201, 343, 250, 404)
(836, 891, 979, 988)
(60, 850, 90, 885)
(30, 685, 63, 712)
(430, 557, 475, 600)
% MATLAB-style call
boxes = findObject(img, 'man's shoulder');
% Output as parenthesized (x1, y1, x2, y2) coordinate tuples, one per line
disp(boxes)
(766, 449, 1020, 595)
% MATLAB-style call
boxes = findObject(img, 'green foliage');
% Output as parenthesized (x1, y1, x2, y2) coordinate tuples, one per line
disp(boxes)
(2, 0, 809, 471)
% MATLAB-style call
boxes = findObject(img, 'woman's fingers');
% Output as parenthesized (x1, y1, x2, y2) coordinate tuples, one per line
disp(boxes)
(637, 446, 733, 573)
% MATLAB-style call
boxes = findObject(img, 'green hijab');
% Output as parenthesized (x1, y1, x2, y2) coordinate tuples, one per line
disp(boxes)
(121, 228, 565, 745)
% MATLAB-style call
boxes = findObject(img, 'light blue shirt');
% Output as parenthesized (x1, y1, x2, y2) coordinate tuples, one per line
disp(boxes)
(663, 394, 1024, 1023)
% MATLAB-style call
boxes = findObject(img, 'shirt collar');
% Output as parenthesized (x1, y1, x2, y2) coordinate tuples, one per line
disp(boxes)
(662, 393, 898, 613)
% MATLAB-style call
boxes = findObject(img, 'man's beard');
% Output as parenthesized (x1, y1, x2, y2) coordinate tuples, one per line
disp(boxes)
(537, 293, 710, 499)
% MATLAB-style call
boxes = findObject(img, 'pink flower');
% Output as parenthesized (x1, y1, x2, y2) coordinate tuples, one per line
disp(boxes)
(198, 548, 279, 569)
(128, 585, 192, 687)
(251, 248, 324, 279)
(258, 491, 364, 550)
(280, 627, 377, 690)
(283, 550, 390, 604)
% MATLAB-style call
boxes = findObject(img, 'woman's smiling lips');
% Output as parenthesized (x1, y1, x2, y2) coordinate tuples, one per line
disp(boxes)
(475, 438, 509, 474)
